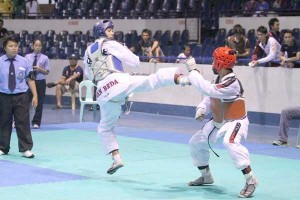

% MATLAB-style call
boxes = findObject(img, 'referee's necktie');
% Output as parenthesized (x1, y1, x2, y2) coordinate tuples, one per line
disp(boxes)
(33, 54, 38, 66)
(8, 58, 16, 92)
(33, 55, 38, 75)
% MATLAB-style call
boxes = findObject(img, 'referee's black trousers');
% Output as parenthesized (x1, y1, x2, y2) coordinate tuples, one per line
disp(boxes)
(28, 79, 46, 126)
(0, 92, 33, 154)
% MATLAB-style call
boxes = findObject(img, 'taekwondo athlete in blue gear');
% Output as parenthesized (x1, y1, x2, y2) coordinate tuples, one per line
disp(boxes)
(84, 19, 189, 175)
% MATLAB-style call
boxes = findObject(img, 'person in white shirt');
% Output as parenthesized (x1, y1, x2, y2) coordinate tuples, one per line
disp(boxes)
(176, 45, 193, 64)
(249, 26, 281, 67)
(84, 19, 189, 175)
(26, 0, 39, 18)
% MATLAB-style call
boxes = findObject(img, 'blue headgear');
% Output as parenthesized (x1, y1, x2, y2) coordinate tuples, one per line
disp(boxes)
(93, 19, 114, 38)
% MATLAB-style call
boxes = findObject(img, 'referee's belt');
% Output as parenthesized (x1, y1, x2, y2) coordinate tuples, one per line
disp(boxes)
(0, 92, 26, 96)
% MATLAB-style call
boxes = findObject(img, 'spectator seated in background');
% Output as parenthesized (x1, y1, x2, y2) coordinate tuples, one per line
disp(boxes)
(249, 26, 281, 67)
(272, 0, 288, 12)
(243, 0, 259, 16)
(268, 18, 282, 44)
(25, 0, 39, 19)
(255, 0, 269, 16)
(272, 106, 300, 148)
(47, 54, 83, 110)
(13, 0, 26, 18)
(176, 44, 193, 63)
(130, 29, 164, 63)
(280, 29, 300, 68)
(0, 19, 8, 48)
(225, 24, 250, 59)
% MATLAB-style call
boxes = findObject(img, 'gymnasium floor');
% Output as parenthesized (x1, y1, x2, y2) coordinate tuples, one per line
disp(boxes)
(0, 105, 299, 200)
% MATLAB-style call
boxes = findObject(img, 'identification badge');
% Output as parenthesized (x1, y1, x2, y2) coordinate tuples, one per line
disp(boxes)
(17, 67, 26, 81)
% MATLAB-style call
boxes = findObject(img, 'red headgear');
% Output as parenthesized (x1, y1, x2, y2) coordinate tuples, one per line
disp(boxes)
(213, 47, 237, 72)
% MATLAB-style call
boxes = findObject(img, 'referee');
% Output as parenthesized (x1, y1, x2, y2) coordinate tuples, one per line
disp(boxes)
(0, 36, 38, 158)
(25, 39, 50, 129)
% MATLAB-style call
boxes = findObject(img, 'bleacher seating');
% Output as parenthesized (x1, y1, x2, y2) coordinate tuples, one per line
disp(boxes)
(20, 46, 30, 56)
(171, 44, 181, 57)
(0, 27, 255, 65)
(171, 30, 181, 45)
(49, 46, 60, 59)
(159, 30, 172, 47)
(124, 33, 132, 48)
(215, 28, 227, 46)
(5, 25, 300, 66)
(292, 28, 300, 40)
(7, 1, 296, 66)
(202, 37, 214, 48)
(202, 45, 215, 58)
(4, 0, 298, 21)
(181, 30, 189, 45)
(161, 45, 172, 57)
(47, 0, 204, 19)
(247, 29, 256, 49)
(4, 0, 300, 66)
(61, 46, 74, 59)
(114, 31, 124, 43)
(190, 44, 202, 64)
(153, 30, 163, 41)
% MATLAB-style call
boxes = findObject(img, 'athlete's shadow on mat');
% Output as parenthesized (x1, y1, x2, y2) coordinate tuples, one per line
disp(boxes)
(105, 177, 232, 199)
(137, 185, 231, 199)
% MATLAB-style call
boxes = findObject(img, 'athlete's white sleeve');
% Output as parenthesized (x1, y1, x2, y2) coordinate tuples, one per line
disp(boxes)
(257, 38, 279, 64)
(188, 70, 241, 100)
(197, 96, 211, 114)
(83, 49, 92, 80)
(103, 40, 140, 67)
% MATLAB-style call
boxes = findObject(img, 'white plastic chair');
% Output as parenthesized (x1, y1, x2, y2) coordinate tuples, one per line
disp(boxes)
(79, 80, 98, 122)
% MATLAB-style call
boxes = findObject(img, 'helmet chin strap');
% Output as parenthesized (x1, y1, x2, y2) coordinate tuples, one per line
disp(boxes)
(212, 67, 218, 75)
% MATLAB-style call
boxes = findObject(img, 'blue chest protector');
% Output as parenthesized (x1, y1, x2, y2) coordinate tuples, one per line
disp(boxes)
(86, 38, 124, 82)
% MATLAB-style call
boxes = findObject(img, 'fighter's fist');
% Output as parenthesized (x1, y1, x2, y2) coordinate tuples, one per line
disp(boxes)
(195, 107, 206, 121)
(177, 76, 190, 86)
(185, 58, 197, 71)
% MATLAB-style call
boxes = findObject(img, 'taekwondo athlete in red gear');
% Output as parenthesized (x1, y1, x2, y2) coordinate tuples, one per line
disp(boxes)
(83, 19, 189, 175)
(178, 47, 259, 198)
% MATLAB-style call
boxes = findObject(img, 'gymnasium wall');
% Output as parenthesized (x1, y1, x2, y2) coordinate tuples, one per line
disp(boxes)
(46, 60, 300, 126)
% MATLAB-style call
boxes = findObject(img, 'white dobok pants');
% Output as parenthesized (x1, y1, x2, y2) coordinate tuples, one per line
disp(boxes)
(189, 117, 251, 170)
(97, 68, 178, 154)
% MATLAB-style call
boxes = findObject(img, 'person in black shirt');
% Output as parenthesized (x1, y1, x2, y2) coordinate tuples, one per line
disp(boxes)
(130, 29, 164, 63)
(47, 54, 83, 109)
(0, 19, 8, 38)
(0, 19, 8, 49)
(280, 29, 300, 68)
(268, 18, 282, 44)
